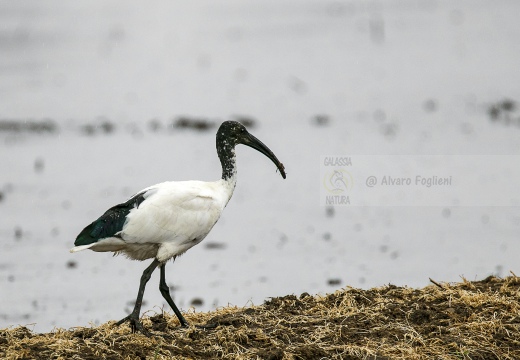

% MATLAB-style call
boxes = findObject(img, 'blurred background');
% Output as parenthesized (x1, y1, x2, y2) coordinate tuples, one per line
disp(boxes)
(1, 0, 519, 333)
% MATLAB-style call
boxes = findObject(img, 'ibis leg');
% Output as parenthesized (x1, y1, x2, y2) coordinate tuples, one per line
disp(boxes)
(159, 263, 189, 327)
(116, 259, 160, 335)
(159, 264, 217, 329)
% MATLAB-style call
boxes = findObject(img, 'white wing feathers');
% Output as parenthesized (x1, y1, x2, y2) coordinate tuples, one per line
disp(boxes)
(121, 181, 226, 246)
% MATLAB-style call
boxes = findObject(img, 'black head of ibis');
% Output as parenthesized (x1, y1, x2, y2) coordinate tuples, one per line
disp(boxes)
(217, 120, 286, 180)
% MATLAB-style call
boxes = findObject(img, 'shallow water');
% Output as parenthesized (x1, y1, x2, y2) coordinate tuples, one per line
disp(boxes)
(1, 0, 520, 332)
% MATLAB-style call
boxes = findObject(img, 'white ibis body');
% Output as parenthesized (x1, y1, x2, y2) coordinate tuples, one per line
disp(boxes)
(70, 121, 286, 334)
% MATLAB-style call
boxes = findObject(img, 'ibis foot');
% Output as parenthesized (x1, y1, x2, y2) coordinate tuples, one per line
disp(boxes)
(116, 314, 151, 336)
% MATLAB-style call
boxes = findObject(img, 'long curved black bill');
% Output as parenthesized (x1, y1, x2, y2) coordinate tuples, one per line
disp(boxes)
(241, 133, 286, 179)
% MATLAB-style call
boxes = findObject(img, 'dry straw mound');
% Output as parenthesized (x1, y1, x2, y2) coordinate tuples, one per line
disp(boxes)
(1, 275, 520, 359)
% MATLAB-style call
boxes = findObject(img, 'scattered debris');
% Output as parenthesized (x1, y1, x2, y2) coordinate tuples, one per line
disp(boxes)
(99, 118, 115, 134)
(325, 206, 335, 218)
(14, 227, 22, 240)
(147, 119, 162, 132)
(232, 115, 257, 129)
(277, 233, 288, 249)
(327, 278, 342, 286)
(173, 117, 216, 131)
(0, 119, 58, 133)
(379, 122, 398, 139)
(313, 114, 330, 126)
(488, 98, 519, 126)
(423, 98, 438, 113)
(80, 117, 116, 136)
(0, 116, 263, 136)
(125, 300, 147, 308)
(204, 242, 227, 250)
(190, 298, 204, 307)
(80, 124, 96, 136)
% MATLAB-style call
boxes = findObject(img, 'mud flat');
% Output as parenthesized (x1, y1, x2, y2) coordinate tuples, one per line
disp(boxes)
(1, 275, 519, 359)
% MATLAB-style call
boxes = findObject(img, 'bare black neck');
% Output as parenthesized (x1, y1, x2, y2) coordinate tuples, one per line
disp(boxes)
(216, 138, 237, 181)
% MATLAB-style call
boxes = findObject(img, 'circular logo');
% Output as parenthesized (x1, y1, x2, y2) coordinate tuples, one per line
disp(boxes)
(323, 169, 353, 194)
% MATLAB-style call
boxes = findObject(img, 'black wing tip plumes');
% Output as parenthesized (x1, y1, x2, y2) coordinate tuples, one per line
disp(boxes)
(74, 223, 96, 246)
(74, 191, 147, 246)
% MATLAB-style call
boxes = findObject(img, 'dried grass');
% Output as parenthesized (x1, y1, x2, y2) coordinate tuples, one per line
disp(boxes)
(2, 275, 520, 359)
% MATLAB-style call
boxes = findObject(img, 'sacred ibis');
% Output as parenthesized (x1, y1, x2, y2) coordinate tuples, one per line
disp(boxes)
(70, 120, 286, 334)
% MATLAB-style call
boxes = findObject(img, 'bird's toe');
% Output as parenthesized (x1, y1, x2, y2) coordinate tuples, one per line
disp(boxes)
(115, 314, 151, 336)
